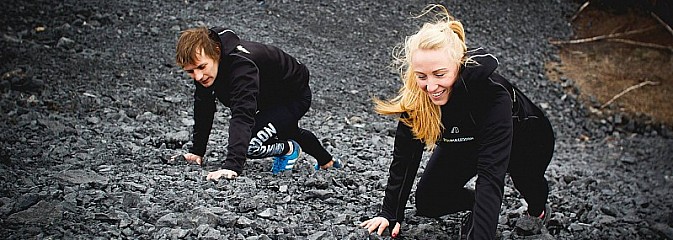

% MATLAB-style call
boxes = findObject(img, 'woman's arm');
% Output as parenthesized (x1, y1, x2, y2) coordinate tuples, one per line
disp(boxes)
(471, 81, 513, 238)
(378, 119, 425, 226)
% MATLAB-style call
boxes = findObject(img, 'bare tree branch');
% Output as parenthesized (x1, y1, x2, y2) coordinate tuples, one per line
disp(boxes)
(651, 12, 673, 38)
(549, 26, 658, 45)
(570, 1, 591, 22)
(601, 81, 660, 109)
(607, 38, 673, 52)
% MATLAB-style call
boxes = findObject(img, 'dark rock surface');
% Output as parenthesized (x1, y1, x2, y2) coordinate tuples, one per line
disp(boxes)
(1, 0, 672, 239)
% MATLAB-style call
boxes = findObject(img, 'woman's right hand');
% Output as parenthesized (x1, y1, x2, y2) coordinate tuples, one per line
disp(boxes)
(172, 153, 202, 165)
(360, 217, 401, 237)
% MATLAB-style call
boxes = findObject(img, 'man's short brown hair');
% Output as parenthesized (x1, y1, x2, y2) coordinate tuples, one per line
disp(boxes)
(175, 27, 221, 67)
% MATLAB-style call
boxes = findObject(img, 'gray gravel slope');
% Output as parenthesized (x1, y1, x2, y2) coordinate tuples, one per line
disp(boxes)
(1, 0, 672, 239)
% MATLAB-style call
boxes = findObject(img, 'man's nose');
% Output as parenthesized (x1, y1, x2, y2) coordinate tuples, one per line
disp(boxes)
(194, 70, 203, 81)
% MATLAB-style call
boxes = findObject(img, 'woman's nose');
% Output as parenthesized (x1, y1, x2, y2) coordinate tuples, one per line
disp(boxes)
(426, 83, 438, 92)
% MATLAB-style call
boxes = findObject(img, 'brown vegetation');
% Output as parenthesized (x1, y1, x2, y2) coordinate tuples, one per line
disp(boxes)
(546, 1, 673, 127)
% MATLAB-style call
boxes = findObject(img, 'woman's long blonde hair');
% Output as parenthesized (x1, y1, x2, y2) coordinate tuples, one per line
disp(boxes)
(374, 4, 468, 149)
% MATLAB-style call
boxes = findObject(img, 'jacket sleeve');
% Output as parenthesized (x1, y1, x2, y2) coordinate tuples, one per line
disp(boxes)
(471, 79, 513, 239)
(189, 85, 216, 157)
(221, 58, 258, 174)
(378, 118, 425, 225)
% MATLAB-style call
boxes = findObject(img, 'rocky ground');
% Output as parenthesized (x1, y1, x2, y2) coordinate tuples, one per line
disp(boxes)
(1, 0, 672, 239)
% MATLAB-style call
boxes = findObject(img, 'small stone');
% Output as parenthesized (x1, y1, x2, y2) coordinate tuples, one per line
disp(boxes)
(236, 216, 254, 227)
(257, 208, 275, 218)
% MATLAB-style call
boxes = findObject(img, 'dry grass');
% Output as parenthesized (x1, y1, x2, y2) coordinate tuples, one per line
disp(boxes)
(547, 4, 673, 126)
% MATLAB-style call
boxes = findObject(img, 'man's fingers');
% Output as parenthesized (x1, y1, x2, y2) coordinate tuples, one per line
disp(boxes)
(181, 154, 202, 165)
(206, 170, 238, 181)
(206, 172, 220, 181)
(209, 175, 219, 181)
(169, 154, 184, 163)
(223, 171, 238, 179)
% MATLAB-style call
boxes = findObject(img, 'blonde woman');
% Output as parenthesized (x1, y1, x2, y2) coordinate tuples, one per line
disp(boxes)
(360, 5, 555, 239)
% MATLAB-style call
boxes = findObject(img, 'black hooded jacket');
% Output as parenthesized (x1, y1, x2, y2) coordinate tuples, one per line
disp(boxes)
(377, 48, 546, 232)
(189, 27, 310, 174)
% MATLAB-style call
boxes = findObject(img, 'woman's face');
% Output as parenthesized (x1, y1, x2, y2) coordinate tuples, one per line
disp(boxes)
(411, 48, 460, 106)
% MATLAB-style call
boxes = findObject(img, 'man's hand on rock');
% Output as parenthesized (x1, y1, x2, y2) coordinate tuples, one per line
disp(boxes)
(171, 153, 202, 165)
(207, 169, 238, 181)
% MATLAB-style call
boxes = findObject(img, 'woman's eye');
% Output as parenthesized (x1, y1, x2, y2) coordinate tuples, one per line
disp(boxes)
(435, 73, 445, 77)
(417, 75, 427, 80)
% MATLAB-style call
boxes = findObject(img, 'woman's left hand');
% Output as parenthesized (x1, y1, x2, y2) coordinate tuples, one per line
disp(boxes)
(360, 217, 401, 237)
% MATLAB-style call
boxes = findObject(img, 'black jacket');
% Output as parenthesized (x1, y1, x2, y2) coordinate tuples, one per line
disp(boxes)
(378, 48, 546, 231)
(189, 27, 309, 174)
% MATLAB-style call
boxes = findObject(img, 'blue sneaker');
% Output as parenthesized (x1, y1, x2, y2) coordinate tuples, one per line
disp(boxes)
(271, 140, 301, 174)
(314, 158, 344, 170)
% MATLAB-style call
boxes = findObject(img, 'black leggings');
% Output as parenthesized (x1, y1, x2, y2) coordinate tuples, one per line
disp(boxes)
(245, 87, 333, 166)
(414, 116, 555, 218)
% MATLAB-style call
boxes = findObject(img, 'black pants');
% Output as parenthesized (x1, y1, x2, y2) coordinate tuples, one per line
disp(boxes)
(414, 116, 555, 233)
(245, 72, 333, 166)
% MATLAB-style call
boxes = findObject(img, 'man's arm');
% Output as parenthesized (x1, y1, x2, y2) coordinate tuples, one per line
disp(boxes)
(190, 84, 216, 157)
(220, 58, 259, 174)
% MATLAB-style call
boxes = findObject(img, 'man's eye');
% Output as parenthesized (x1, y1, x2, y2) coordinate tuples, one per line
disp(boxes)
(185, 70, 194, 74)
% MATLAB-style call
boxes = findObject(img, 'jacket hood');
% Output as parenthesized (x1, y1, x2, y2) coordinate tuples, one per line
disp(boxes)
(460, 48, 499, 82)
(209, 27, 241, 56)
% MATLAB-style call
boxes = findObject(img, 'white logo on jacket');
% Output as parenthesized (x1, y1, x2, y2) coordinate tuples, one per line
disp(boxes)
(442, 137, 474, 143)
(450, 126, 460, 134)
(237, 45, 250, 54)
(443, 126, 474, 143)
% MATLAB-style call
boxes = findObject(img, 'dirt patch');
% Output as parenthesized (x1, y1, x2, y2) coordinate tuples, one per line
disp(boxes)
(546, 2, 673, 127)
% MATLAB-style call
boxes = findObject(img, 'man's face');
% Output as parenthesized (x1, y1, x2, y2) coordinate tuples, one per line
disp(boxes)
(182, 48, 218, 88)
